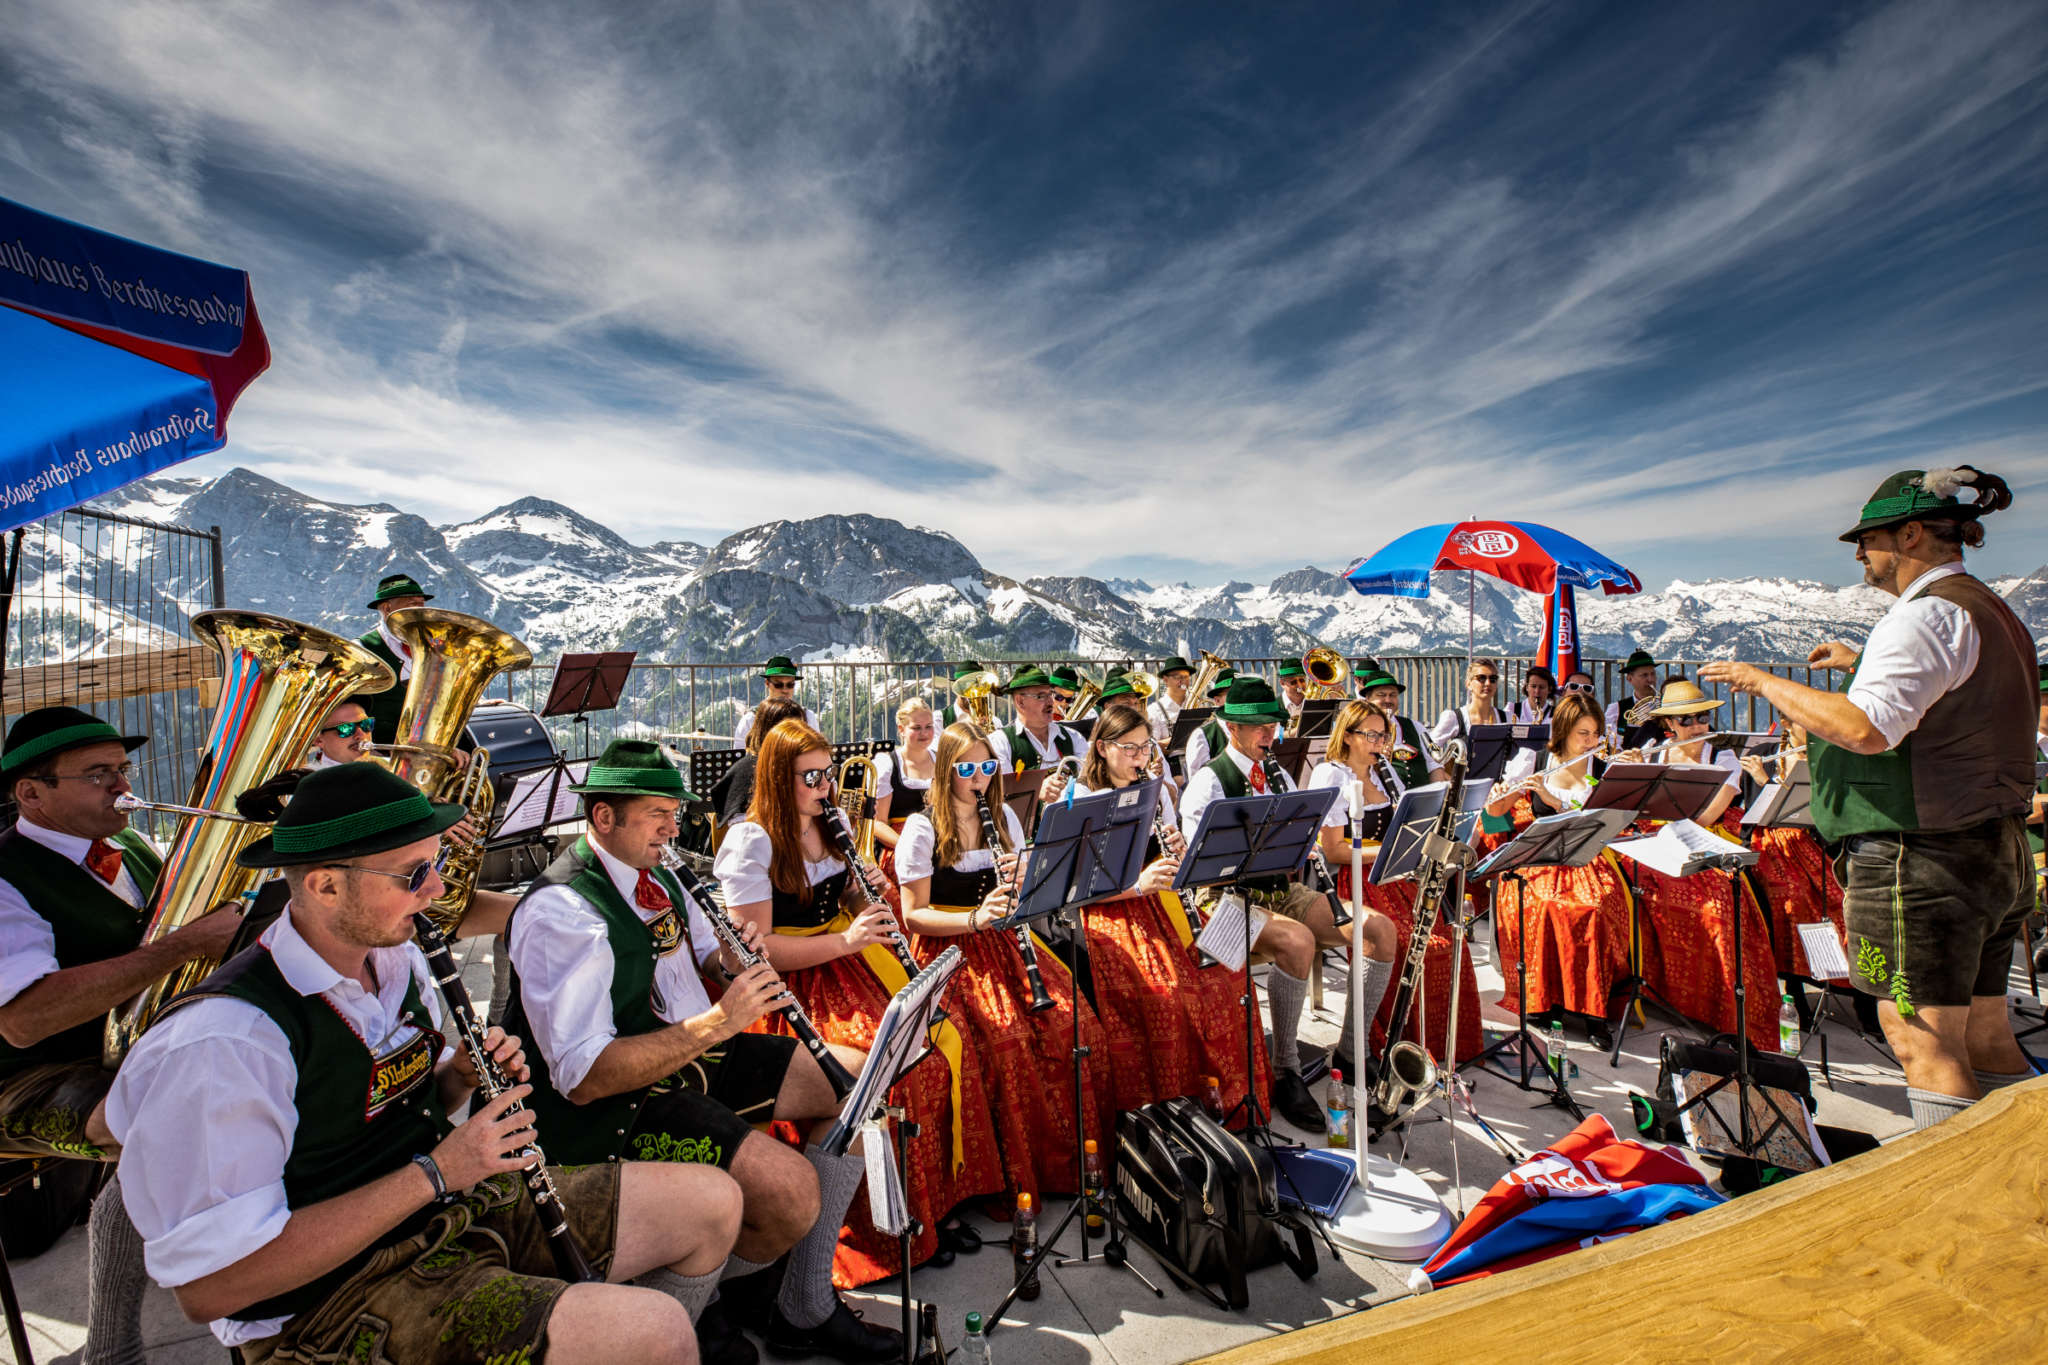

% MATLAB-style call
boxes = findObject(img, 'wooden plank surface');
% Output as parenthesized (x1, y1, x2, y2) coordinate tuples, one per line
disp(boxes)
(2, 645, 219, 712)
(1200, 1077, 2048, 1364)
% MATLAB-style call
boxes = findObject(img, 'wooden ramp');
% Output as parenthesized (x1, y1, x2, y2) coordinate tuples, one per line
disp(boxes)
(1200, 1077, 2048, 1364)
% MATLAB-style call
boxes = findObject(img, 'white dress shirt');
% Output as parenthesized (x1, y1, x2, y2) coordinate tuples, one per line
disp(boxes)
(713, 821, 845, 907)
(733, 706, 823, 753)
(0, 818, 159, 1007)
(1430, 704, 1509, 750)
(1304, 758, 1393, 829)
(1147, 695, 1184, 744)
(375, 621, 414, 682)
(106, 909, 446, 1347)
(1514, 697, 1554, 725)
(893, 806, 1026, 886)
(1179, 743, 1296, 842)
(1843, 562, 1983, 749)
(508, 837, 723, 1096)
(988, 722, 1085, 773)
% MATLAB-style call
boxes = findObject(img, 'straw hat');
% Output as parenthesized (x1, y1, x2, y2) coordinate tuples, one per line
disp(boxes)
(1648, 677, 1725, 718)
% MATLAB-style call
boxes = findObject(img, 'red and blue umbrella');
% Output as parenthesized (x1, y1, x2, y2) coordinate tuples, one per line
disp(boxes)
(0, 195, 269, 534)
(1344, 519, 1641, 671)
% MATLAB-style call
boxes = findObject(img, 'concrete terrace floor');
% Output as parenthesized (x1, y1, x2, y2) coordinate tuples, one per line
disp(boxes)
(7, 921, 2019, 1365)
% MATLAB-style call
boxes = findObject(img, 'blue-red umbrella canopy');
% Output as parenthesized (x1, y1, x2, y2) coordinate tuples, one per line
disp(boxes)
(1345, 520, 1641, 599)
(0, 196, 269, 534)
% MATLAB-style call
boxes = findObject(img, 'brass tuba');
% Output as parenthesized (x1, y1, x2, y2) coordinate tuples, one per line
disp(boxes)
(1303, 646, 1348, 700)
(103, 610, 396, 1065)
(377, 607, 533, 934)
(949, 668, 1001, 731)
(835, 752, 879, 864)
(1182, 649, 1231, 705)
(1062, 670, 1104, 724)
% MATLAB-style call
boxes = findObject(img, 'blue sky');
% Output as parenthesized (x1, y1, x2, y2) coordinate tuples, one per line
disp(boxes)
(4, 0, 2043, 591)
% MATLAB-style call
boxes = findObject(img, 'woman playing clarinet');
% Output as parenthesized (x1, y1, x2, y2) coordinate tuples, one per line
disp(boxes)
(896, 722, 1111, 1204)
(715, 719, 1003, 1286)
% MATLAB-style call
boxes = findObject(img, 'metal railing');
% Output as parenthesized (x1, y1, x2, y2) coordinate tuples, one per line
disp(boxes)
(497, 652, 1821, 759)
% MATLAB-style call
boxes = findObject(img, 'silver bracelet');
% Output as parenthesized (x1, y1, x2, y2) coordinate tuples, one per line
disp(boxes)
(410, 1151, 449, 1202)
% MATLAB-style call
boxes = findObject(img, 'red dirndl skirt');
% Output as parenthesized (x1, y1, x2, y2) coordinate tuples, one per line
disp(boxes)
(753, 951, 1005, 1286)
(1748, 826, 1847, 978)
(1635, 821, 1781, 1053)
(1489, 852, 1634, 1022)
(912, 923, 1113, 1203)
(1083, 891, 1272, 1120)
(1336, 867, 1485, 1064)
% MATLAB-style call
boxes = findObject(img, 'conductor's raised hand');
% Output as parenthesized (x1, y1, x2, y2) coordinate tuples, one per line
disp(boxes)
(431, 1085, 537, 1192)
(1806, 641, 1860, 671)
(1699, 661, 1771, 696)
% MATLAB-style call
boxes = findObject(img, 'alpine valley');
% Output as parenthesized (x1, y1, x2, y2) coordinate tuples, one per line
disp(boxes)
(73, 467, 2048, 667)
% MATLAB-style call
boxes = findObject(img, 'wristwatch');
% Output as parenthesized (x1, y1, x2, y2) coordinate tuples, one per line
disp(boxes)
(411, 1151, 450, 1202)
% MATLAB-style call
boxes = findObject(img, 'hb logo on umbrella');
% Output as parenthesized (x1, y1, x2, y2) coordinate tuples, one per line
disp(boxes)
(1452, 529, 1521, 558)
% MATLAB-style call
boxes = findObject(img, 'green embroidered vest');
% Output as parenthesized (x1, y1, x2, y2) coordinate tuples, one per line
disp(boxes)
(501, 837, 691, 1164)
(1003, 723, 1078, 774)
(1388, 715, 1432, 788)
(0, 827, 161, 1078)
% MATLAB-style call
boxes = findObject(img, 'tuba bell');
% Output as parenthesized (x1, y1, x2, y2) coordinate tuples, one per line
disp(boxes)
(1303, 646, 1348, 700)
(378, 608, 533, 935)
(1062, 670, 1105, 724)
(103, 610, 396, 1065)
(949, 669, 1001, 731)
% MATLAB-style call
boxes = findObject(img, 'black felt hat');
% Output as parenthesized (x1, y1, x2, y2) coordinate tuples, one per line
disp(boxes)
(236, 762, 465, 869)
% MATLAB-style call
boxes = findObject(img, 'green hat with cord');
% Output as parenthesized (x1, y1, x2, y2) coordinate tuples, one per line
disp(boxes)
(1276, 658, 1304, 678)
(761, 655, 801, 678)
(1218, 678, 1287, 724)
(1003, 665, 1055, 693)
(1838, 466, 2013, 543)
(569, 739, 700, 800)
(236, 762, 465, 869)
(1357, 668, 1405, 694)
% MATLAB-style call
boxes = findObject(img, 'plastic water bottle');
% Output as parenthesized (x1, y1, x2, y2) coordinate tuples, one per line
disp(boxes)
(961, 1312, 993, 1365)
(1012, 1193, 1041, 1301)
(1201, 1074, 1226, 1120)
(1082, 1140, 1105, 1236)
(1547, 1019, 1570, 1079)
(1779, 994, 1801, 1055)
(1326, 1068, 1353, 1148)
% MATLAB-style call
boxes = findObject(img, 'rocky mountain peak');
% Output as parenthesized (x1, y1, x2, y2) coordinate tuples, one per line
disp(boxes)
(1268, 566, 1349, 598)
(703, 513, 984, 606)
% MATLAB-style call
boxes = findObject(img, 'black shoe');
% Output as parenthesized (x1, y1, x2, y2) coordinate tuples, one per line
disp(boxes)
(765, 1298, 904, 1364)
(698, 1298, 761, 1365)
(1587, 1018, 1614, 1053)
(939, 1215, 983, 1254)
(1272, 1068, 1327, 1132)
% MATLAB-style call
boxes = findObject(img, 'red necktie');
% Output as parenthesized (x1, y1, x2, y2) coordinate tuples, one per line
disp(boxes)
(635, 868, 672, 913)
(85, 839, 124, 885)
(1247, 762, 1268, 794)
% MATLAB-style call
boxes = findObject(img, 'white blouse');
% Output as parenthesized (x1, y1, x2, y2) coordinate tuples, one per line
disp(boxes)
(894, 805, 1027, 884)
(873, 744, 935, 810)
(713, 820, 846, 906)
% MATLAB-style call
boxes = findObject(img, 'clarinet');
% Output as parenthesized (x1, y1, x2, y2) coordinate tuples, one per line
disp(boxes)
(819, 804, 924, 977)
(409, 912, 597, 1284)
(976, 788, 1054, 1011)
(657, 847, 857, 1100)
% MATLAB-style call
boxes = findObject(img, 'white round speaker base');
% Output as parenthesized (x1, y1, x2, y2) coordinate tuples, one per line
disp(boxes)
(1322, 1151, 1453, 1262)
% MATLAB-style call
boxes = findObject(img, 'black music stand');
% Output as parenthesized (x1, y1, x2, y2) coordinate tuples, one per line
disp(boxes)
(1465, 723, 1549, 785)
(541, 651, 635, 759)
(983, 783, 1163, 1333)
(1583, 762, 1731, 1064)
(1165, 706, 1216, 766)
(1466, 808, 1636, 1115)
(1290, 700, 1341, 741)
(1269, 736, 1315, 784)
(821, 946, 963, 1365)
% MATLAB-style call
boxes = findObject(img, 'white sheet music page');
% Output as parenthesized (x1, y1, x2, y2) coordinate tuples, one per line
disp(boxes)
(861, 1117, 907, 1234)
(1797, 922, 1853, 982)
(1610, 818, 1749, 877)
(1194, 893, 1271, 971)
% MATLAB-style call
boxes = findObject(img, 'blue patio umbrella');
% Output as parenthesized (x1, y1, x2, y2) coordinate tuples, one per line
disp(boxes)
(0, 195, 270, 533)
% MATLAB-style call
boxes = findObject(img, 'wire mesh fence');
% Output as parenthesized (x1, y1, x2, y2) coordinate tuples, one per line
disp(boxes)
(0, 508, 225, 843)
(497, 652, 1819, 760)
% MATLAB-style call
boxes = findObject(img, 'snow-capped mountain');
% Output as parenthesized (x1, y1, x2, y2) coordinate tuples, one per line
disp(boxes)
(77, 468, 2048, 667)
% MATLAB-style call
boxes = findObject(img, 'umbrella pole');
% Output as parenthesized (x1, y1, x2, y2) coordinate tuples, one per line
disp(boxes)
(1467, 569, 1474, 667)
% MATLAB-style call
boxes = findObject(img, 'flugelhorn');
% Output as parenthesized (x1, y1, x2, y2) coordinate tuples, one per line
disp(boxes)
(104, 611, 395, 1066)
(1302, 646, 1348, 701)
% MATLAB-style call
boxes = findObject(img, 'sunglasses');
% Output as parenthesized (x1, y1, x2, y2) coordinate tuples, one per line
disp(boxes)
(1472, 675, 1498, 684)
(321, 719, 374, 738)
(953, 759, 1001, 778)
(798, 767, 836, 789)
(1673, 714, 1711, 728)
(332, 856, 441, 894)
(1563, 682, 1596, 694)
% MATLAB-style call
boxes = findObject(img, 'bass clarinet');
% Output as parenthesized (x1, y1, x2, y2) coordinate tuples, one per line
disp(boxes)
(657, 847, 857, 1101)
(975, 788, 1054, 1011)
(820, 803, 925, 977)
(410, 912, 596, 1283)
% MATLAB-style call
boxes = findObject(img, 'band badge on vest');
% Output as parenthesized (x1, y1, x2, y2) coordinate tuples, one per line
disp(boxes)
(646, 907, 683, 958)
(365, 1029, 438, 1120)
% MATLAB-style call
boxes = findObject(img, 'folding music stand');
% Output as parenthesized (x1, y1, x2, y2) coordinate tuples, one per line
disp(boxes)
(983, 783, 1164, 1332)
(1290, 699, 1341, 741)
(1466, 808, 1635, 1115)
(540, 651, 635, 758)
(1269, 736, 1315, 784)
(1464, 723, 1548, 785)
(821, 945, 963, 1365)
(1165, 706, 1216, 765)
(1369, 781, 1491, 888)
(1583, 762, 1730, 1065)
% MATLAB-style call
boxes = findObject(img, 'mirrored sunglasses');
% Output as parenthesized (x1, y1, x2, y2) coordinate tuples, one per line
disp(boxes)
(321, 719, 374, 737)
(798, 767, 836, 789)
(953, 759, 1001, 777)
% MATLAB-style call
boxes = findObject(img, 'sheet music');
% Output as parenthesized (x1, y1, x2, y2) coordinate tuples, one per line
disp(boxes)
(1610, 818, 1755, 877)
(1797, 922, 1852, 982)
(1193, 892, 1271, 971)
(493, 760, 589, 838)
(861, 1118, 907, 1235)
(824, 946, 961, 1164)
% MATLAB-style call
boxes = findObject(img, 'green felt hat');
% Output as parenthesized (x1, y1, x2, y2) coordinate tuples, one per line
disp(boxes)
(950, 660, 984, 681)
(1004, 665, 1054, 693)
(0, 706, 147, 776)
(367, 573, 433, 609)
(570, 739, 700, 799)
(237, 762, 465, 869)
(1047, 665, 1081, 692)
(1219, 678, 1287, 724)
(1357, 668, 1405, 694)
(1623, 649, 1656, 672)
(1351, 657, 1382, 679)
(1157, 656, 1192, 677)
(1207, 668, 1236, 696)
(760, 655, 801, 678)
(1276, 658, 1304, 678)
(1097, 672, 1142, 702)
(1838, 467, 2009, 544)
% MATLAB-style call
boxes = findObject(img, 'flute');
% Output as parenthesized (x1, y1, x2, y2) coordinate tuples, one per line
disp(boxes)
(819, 804, 923, 977)
(410, 912, 596, 1284)
(657, 847, 857, 1100)
(976, 788, 1053, 1012)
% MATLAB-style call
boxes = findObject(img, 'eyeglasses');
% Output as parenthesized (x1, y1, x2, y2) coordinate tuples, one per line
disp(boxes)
(332, 857, 440, 894)
(797, 767, 835, 789)
(320, 720, 374, 738)
(1014, 690, 1053, 703)
(38, 764, 134, 788)
(1105, 740, 1152, 758)
(953, 759, 1001, 777)
(1356, 730, 1390, 744)
(1563, 682, 1596, 694)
